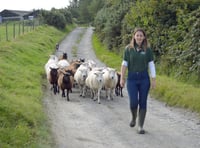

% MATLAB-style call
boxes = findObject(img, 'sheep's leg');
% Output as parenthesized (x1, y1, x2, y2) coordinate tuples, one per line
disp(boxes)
(80, 88, 82, 96)
(115, 88, 118, 96)
(116, 87, 120, 96)
(62, 89, 65, 97)
(66, 90, 70, 101)
(57, 86, 60, 94)
(79, 84, 82, 96)
(82, 85, 86, 98)
(110, 89, 114, 100)
(97, 89, 101, 104)
(53, 84, 57, 95)
(91, 89, 95, 100)
(120, 88, 123, 97)
(105, 89, 109, 100)
(106, 88, 111, 101)
(90, 90, 93, 99)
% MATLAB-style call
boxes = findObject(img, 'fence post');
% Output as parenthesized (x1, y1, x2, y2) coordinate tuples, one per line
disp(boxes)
(33, 20, 35, 30)
(23, 21, 24, 34)
(6, 23, 8, 41)
(18, 22, 21, 36)
(13, 23, 15, 39)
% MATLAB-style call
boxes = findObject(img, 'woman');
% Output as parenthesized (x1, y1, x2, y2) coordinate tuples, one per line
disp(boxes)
(120, 28, 156, 134)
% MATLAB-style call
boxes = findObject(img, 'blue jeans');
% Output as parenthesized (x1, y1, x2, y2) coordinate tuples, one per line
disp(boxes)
(127, 71, 150, 110)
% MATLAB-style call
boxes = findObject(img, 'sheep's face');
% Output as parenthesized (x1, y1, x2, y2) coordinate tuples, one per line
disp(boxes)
(80, 69, 88, 80)
(63, 76, 70, 83)
(94, 72, 104, 83)
(63, 72, 71, 83)
(63, 53, 68, 59)
(108, 70, 116, 80)
(50, 68, 59, 78)
(79, 58, 85, 63)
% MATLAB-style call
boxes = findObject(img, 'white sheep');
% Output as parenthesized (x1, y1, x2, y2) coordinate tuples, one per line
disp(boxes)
(81, 59, 96, 70)
(74, 64, 90, 97)
(103, 67, 118, 100)
(44, 55, 59, 77)
(57, 59, 70, 69)
(85, 70, 105, 104)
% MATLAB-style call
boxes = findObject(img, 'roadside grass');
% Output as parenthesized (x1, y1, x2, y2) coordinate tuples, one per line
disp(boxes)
(92, 34, 121, 72)
(92, 33, 200, 116)
(150, 75, 200, 113)
(0, 24, 75, 147)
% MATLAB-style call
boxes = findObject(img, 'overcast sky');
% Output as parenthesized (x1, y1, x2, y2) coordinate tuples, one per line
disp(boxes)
(0, 0, 71, 12)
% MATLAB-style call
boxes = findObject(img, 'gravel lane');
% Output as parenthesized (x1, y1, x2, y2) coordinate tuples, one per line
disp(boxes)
(43, 27, 200, 148)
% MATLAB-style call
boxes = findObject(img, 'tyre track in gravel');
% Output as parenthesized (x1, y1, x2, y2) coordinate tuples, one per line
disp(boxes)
(43, 27, 200, 148)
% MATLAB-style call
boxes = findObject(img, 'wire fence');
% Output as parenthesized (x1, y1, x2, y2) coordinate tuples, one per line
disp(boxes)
(0, 19, 41, 42)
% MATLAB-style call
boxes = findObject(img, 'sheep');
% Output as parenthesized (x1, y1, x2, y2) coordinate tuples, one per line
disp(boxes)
(85, 70, 105, 104)
(102, 67, 118, 101)
(67, 60, 82, 75)
(70, 58, 85, 64)
(57, 59, 70, 69)
(44, 55, 59, 94)
(87, 59, 96, 69)
(74, 58, 85, 63)
(74, 64, 90, 97)
(64, 60, 82, 88)
(59, 52, 68, 60)
(57, 69, 74, 101)
(81, 59, 96, 70)
(115, 72, 123, 97)
(44, 54, 58, 77)
(49, 67, 59, 94)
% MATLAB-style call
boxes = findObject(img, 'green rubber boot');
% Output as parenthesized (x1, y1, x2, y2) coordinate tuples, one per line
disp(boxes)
(129, 109, 137, 127)
(138, 109, 146, 134)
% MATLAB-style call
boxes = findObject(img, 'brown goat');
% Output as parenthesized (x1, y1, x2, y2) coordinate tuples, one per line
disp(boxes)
(68, 61, 82, 74)
(115, 72, 123, 97)
(49, 67, 59, 94)
(58, 69, 74, 101)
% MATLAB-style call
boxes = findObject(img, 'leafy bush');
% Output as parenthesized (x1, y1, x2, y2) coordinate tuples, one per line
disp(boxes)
(40, 9, 66, 30)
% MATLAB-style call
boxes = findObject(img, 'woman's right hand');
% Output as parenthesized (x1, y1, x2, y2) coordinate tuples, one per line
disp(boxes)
(120, 79, 125, 88)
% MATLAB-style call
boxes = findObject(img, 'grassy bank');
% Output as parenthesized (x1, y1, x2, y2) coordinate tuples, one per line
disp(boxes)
(92, 33, 200, 116)
(0, 24, 74, 147)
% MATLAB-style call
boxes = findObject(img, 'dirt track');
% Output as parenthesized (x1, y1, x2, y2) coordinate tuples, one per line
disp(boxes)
(43, 27, 200, 148)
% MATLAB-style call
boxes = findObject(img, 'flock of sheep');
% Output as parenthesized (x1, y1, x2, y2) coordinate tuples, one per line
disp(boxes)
(44, 53, 123, 104)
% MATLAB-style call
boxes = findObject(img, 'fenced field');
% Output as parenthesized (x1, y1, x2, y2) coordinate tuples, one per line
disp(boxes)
(0, 19, 41, 41)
